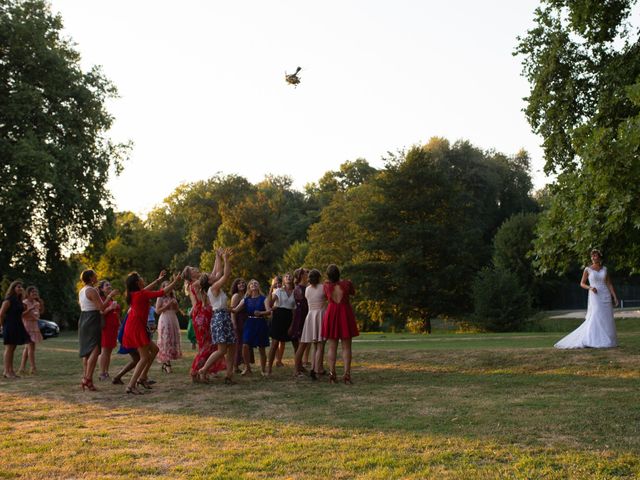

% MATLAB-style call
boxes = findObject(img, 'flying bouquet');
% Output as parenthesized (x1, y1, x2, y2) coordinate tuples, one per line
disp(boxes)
(285, 66, 302, 87)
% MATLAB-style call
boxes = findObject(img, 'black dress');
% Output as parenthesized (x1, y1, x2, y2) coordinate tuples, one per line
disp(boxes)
(3, 296, 30, 345)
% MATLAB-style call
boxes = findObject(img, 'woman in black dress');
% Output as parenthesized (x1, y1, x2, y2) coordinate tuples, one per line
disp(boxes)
(0, 280, 31, 378)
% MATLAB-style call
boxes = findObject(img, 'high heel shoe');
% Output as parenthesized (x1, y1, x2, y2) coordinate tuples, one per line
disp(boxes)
(137, 379, 152, 390)
(328, 371, 337, 384)
(81, 377, 97, 391)
(343, 373, 353, 385)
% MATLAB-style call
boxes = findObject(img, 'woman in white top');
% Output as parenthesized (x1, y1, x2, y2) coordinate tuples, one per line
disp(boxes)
(295, 269, 326, 379)
(266, 272, 297, 375)
(198, 248, 237, 384)
(555, 249, 619, 349)
(77, 269, 117, 391)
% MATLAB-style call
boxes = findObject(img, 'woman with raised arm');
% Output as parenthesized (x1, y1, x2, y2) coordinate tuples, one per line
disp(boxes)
(122, 270, 181, 394)
(18, 286, 45, 375)
(266, 273, 297, 375)
(0, 281, 31, 378)
(198, 249, 237, 384)
(555, 249, 619, 349)
(77, 269, 118, 391)
(156, 281, 182, 373)
(322, 264, 359, 384)
(233, 279, 270, 376)
(97, 280, 121, 381)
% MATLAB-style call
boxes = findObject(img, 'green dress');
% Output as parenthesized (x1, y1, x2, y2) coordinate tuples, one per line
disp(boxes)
(186, 307, 196, 345)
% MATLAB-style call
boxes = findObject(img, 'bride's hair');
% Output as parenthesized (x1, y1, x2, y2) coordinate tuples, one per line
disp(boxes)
(591, 248, 603, 257)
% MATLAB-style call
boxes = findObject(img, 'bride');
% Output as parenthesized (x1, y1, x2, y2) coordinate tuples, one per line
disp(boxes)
(555, 249, 619, 349)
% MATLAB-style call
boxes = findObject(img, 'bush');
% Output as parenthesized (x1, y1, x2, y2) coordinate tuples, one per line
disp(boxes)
(472, 268, 532, 332)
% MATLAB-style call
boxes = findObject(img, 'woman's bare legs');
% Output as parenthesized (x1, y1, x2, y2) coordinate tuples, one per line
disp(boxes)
(3, 345, 17, 377)
(98, 347, 114, 378)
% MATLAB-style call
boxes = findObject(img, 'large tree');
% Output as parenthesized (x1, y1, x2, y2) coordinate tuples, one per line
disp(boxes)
(0, 0, 129, 320)
(351, 139, 536, 331)
(516, 0, 640, 273)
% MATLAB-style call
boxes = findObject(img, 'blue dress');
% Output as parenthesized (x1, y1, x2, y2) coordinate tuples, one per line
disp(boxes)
(242, 295, 270, 347)
(117, 311, 135, 355)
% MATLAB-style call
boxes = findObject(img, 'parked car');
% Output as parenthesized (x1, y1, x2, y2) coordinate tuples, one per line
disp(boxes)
(0, 319, 60, 339)
(38, 319, 60, 338)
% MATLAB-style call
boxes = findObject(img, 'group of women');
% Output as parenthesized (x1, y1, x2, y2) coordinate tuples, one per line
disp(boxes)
(0, 282, 44, 378)
(71, 248, 359, 394)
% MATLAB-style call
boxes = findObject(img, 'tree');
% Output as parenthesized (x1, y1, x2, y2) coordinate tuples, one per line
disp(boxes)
(472, 268, 532, 332)
(0, 0, 129, 321)
(351, 139, 536, 331)
(516, 0, 640, 273)
(493, 212, 539, 288)
(210, 176, 313, 284)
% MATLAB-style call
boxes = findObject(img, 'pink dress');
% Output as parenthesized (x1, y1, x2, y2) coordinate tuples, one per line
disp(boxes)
(156, 296, 182, 362)
(321, 280, 359, 340)
(22, 299, 43, 344)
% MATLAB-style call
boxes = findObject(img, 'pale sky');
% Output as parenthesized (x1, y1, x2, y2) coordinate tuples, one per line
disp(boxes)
(50, 0, 548, 215)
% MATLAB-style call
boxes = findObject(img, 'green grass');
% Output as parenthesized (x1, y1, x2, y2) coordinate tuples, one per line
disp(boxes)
(1, 321, 639, 479)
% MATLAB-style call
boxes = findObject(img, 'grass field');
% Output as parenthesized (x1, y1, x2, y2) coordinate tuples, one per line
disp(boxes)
(1, 317, 639, 479)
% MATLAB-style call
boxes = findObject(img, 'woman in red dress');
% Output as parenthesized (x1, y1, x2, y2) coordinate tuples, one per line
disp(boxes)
(97, 280, 121, 381)
(321, 264, 359, 384)
(183, 248, 227, 382)
(122, 270, 181, 394)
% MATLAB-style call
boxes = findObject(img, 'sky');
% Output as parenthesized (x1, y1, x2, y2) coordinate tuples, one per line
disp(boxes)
(50, 0, 548, 215)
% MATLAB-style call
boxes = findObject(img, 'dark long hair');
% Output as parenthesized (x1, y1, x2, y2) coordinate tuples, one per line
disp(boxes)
(231, 278, 246, 296)
(97, 280, 110, 299)
(326, 264, 340, 283)
(125, 272, 141, 304)
(308, 269, 321, 286)
(4, 280, 23, 300)
(198, 273, 211, 301)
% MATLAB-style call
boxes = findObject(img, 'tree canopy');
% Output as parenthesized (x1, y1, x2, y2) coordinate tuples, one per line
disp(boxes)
(516, 0, 640, 273)
(0, 0, 129, 320)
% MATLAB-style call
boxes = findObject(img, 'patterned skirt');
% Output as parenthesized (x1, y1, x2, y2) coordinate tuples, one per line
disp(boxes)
(211, 309, 237, 345)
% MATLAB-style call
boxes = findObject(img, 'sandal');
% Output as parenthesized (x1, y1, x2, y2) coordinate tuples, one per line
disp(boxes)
(224, 377, 236, 385)
(126, 386, 143, 395)
(98, 372, 109, 381)
(343, 373, 353, 385)
(328, 371, 337, 384)
(112, 377, 124, 385)
(309, 370, 317, 381)
(137, 379, 152, 390)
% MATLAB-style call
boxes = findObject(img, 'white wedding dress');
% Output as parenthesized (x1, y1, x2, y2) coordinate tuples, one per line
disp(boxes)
(554, 266, 617, 349)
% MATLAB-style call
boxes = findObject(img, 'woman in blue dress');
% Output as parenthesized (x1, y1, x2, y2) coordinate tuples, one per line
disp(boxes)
(232, 279, 270, 376)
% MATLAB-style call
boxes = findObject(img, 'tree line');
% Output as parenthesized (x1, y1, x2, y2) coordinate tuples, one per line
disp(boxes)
(3, 0, 640, 331)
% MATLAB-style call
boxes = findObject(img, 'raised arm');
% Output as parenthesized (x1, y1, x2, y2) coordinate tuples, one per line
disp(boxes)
(211, 249, 233, 293)
(144, 270, 167, 291)
(209, 248, 223, 283)
(161, 274, 182, 296)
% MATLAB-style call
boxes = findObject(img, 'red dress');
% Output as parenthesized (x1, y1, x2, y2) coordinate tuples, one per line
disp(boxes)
(101, 299, 121, 349)
(321, 280, 359, 340)
(123, 289, 164, 349)
(189, 286, 226, 376)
